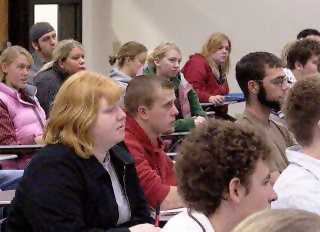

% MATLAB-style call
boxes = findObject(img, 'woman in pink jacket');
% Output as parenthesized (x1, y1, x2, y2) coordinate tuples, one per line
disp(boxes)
(0, 46, 46, 169)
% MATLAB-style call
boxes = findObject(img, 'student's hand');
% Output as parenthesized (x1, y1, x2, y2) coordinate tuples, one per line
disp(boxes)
(129, 223, 161, 232)
(208, 95, 225, 104)
(34, 135, 44, 144)
(194, 116, 206, 127)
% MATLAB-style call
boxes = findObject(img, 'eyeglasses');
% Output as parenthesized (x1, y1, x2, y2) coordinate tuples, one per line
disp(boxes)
(255, 75, 289, 87)
(270, 75, 289, 87)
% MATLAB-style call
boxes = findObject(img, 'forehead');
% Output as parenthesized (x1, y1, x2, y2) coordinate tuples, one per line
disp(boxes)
(308, 54, 319, 62)
(220, 39, 230, 47)
(153, 87, 175, 103)
(263, 66, 284, 81)
(38, 30, 56, 41)
(68, 46, 84, 55)
(163, 48, 181, 59)
(12, 54, 30, 65)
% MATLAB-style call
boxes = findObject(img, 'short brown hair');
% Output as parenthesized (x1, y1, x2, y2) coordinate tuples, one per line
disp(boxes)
(44, 71, 122, 158)
(287, 39, 320, 70)
(283, 75, 320, 146)
(124, 75, 174, 117)
(176, 119, 271, 216)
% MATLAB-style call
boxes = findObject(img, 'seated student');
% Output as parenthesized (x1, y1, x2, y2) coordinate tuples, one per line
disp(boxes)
(182, 32, 231, 118)
(235, 52, 295, 182)
(273, 39, 320, 127)
(144, 42, 206, 132)
(233, 209, 320, 232)
(7, 71, 159, 232)
(109, 41, 147, 88)
(162, 120, 277, 232)
(286, 38, 320, 83)
(272, 76, 320, 215)
(124, 75, 184, 209)
(0, 46, 45, 169)
(34, 39, 86, 116)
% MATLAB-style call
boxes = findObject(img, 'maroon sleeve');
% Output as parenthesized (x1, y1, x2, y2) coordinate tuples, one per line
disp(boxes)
(0, 100, 18, 145)
(182, 58, 212, 102)
(124, 137, 170, 208)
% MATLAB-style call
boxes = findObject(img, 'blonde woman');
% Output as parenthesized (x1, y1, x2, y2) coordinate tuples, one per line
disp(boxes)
(109, 41, 147, 88)
(7, 71, 160, 232)
(182, 32, 231, 117)
(34, 39, 86, 115)
(233, 209, 320, 232)
(144, 42, 206, 132)
(0, 46, 45, 169)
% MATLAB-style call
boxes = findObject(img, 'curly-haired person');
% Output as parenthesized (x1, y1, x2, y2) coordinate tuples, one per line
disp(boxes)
(162, 119, 277, 232)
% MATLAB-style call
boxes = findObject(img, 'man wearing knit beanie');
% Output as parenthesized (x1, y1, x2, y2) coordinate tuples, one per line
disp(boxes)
(28, 22, 57, 84)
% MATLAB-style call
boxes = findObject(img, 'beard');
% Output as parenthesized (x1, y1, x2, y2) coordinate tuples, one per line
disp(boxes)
(257, 84, 281, 112)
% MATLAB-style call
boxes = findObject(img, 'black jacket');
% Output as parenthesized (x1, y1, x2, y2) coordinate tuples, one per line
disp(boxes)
(34, 64, 68, 116)
(7, 143, 152, 232)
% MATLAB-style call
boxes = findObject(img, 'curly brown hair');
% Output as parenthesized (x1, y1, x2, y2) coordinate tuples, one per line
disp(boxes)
(283, 75, 320, 146)
(175, 119, 271, 216)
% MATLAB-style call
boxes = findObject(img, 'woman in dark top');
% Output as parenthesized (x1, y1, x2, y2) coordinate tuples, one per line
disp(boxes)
(34, 39, 86, 116)
(7, 71, 159, 232)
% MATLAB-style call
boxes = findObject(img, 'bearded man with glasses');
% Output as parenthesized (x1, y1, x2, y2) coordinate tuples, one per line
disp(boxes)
(235, 52, 296, 184)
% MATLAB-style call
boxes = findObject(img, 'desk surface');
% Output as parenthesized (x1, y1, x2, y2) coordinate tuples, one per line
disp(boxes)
(0, 154, 18, 161)
(200, 100, 239, 107)
(0, 144, 44, 155)
(0, 190, 15, 206)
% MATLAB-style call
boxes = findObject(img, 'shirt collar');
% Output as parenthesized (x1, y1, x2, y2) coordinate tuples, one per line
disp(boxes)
(286, 146, 320, 180)
(125, 114, 164, 154)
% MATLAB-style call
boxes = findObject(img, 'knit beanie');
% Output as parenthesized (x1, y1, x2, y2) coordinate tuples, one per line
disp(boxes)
(29, 22, 55, 42)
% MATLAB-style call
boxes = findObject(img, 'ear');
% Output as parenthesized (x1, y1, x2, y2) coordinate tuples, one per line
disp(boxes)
(294, 61, 303, 71)
(125, 57, 132, 64)
(58, 59, 64, 69)
(31, 41, 39, 51)
(154, 57, 161, 67)
(137, 105, 150, 120)
(248, 80, 259, 95)
(228, 177, 247, 204)
(1, 63, 8, 74)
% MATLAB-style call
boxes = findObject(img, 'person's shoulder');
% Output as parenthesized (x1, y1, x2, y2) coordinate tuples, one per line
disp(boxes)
(29, 143, 77, 168)
(34, 67, 58, 84)
(163, 210, 212, 232)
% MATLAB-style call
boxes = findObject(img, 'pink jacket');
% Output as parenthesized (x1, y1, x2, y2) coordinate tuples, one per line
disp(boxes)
(0, 83, 46, 168)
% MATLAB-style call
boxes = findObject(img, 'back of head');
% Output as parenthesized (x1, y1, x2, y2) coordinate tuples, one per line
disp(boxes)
(29, 22, 55, 43)
(283, 75, 320, 146)
(236, 52, 283, 99)
(297, 28, 320, 40)
(147, 42, 181, 65)
(109, 41, 147, 67)
(175, 119, 271, 216)
(0, 45, 33, 82)
(286, 39, 320, 70)
(124, 75, 174, 117)
(44, 71, 122, 158)
(233, 209, 320, 232)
